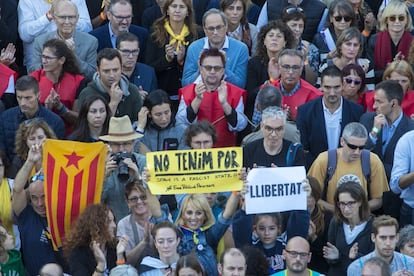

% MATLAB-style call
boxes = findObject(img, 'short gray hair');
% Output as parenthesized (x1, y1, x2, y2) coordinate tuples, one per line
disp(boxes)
(278, 48, 304, 64)
(342, 122, 367, 140)
(261, 106, 286, 124)
(397, 224, 414, 251)
(202, 8, 227, 27)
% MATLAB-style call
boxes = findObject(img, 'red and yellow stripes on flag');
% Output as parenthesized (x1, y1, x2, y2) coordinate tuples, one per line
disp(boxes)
(42, 139, 107, 250)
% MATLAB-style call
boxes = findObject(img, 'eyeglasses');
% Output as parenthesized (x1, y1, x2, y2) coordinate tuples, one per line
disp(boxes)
(41, 55, 59, 61)
(55, 15, 77, 21)
(344, 78, 362, 85)
(285, 250, 310, 259)
(388, 15, 406, 22)
(119, 49, 140, 56)
(127, 195, 147, 203)
(205, 24, 225, 33)
(338, 200, 357, 208)
(263, 125, 284, 134)
(110, 12, 133, 21)
(334, 15, 353, 22)
(201, 65, 224, 72)
(279, 64, 302, 72)
(30, 173, 44, 183)
(344, 139, 365, 150)
(286, 7, 304, 14)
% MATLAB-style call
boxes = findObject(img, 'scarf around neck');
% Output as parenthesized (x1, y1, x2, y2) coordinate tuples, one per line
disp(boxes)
(164, 20, 190, 51)
(374, 31, 413, 70)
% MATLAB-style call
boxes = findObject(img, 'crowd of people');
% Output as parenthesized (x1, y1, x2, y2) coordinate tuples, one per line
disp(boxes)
(2, 0, 414, 275)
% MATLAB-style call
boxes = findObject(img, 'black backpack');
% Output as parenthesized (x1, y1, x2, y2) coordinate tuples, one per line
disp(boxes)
(322, 149, 371, 200)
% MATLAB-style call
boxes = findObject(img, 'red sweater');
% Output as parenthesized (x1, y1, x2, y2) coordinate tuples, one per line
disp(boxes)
(179, 82, 246, 147)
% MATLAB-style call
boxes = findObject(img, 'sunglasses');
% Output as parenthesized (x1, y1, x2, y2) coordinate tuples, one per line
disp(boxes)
(201, 65, 224, 72)
(286, 7, 304, 14)
(30, 173, 44, 183)
(334, 15, 352, 22)
(344, 78, 362, 85)
(388, 15, 406, 22)
(127, 195, 147, 203)
(344, 139, 365, 150)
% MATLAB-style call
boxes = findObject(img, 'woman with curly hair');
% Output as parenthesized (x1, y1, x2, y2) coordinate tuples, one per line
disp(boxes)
(30, 38, 87, 134)
(10, 119, 56, 178)
(65, 204, 119, 276)
(69, 93, 111, 142)
(245, 20, 295, 120)
(145, 0, 199, 109)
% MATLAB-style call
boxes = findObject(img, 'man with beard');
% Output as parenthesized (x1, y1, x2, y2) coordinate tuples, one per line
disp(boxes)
(76, 48, 142, 123)
(272, 236, 323, 276)
(297, 66, 363, 168)
(347, 215, 414, 275)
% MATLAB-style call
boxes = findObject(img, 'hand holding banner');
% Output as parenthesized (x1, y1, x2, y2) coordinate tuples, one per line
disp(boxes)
(245, 166, 307, 214)
(146, 147, 243, 194)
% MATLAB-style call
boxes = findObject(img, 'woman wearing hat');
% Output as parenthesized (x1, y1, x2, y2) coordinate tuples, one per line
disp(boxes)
(99, 115, 146, 222)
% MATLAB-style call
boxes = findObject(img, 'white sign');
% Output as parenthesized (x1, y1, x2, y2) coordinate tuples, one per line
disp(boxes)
(245, 166, 307, 214)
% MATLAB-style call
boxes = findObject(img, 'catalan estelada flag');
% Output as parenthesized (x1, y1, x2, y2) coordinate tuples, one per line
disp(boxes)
(42, 139, 107, 250)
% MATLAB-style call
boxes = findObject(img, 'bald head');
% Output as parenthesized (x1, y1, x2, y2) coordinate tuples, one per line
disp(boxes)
(40, 263, 64, 276)
(286, 236, 310, 252)
(283, 236, 311, 274)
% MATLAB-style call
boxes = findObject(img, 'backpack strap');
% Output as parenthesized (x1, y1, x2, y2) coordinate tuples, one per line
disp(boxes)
(361, 149, 371, 199)
(323, 149, 337, 200)
(286, 142, 302, 167)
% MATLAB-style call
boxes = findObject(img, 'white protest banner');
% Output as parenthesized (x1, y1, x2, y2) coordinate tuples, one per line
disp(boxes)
(245, 166, 307, 214)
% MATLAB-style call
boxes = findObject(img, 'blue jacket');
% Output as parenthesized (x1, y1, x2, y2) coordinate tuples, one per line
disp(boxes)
(232, 210, 310, 274)
(360, 112, 414, 180)
(0, 104, 65, 163)
(182, 36, 248, 89)
(89, 23, 148, 62)
(178, 213, 231, 276)
(128, 62, 158, 93)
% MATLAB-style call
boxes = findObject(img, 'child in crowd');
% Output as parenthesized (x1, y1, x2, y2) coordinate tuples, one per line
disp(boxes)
(232, 180, 311, 274)
(0, 225, 25, 275)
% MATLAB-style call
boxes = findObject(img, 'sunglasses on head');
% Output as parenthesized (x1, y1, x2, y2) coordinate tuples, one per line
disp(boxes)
(30, 173, 44, 183)
(334, 15, 352, 22)
(388, 15, 406, 22)
(344, 78, 362, 85)
(286, 7, 304, 14)
(344, 139, 365, 150)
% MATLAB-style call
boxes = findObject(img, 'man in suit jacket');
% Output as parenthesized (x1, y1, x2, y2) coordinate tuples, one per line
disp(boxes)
(360, 80, 414, 180)
(297, 66, 363, 168)
(89, 0, 147, 62)
(29, 0, 97, 80)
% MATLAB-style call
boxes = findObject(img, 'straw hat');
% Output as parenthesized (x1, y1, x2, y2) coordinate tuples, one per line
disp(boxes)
(99, 115, 142, 142)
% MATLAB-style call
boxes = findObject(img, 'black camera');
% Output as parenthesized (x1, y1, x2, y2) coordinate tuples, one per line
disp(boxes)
(112, 152, 135, 176)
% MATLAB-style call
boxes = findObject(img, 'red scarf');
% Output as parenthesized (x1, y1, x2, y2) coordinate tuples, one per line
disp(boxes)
(374, 31, 413, 70)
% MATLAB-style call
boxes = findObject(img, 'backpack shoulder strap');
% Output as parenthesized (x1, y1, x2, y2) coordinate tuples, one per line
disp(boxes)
(361, 149, 371, 199)
(286, 142, 302, 167)
(323, 149, 337, 200)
